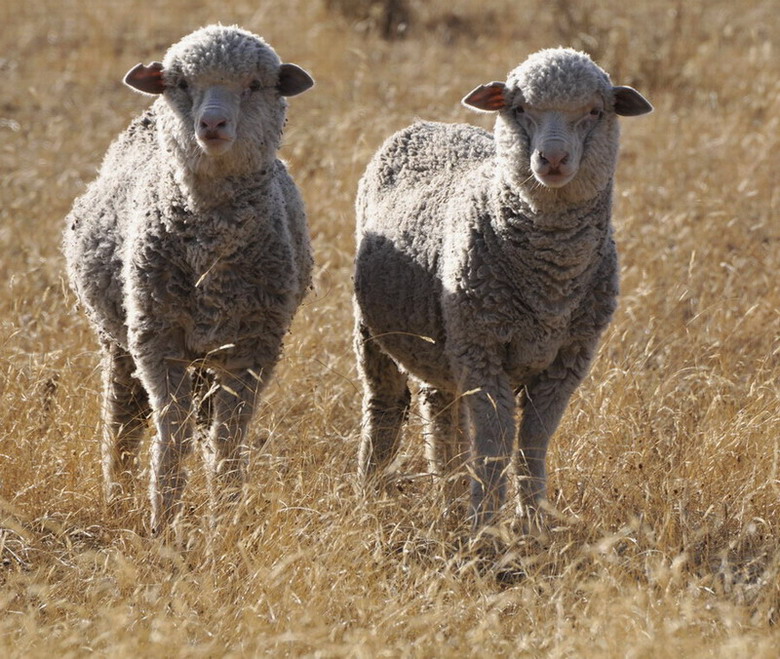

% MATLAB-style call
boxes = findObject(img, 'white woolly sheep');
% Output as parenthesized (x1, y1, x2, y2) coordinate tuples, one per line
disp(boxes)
(354, 47, 651, 530)
(63, 25, 314, 532)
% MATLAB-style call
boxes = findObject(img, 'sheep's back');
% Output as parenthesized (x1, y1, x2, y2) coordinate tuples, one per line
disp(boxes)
(362, 121, 493, 196)
(358, 121, 493, 247)
(355, 122, 493, 387)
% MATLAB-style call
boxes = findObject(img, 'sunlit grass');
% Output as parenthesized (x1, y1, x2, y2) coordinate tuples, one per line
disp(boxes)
(0, 0, 778, 655)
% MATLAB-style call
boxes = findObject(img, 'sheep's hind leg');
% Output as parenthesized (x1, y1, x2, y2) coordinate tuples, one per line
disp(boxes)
(355, 320, 410, 487)
(420, 386, 468, 517)
(192, 366, 216, 446)
(100, 340, 150, 515)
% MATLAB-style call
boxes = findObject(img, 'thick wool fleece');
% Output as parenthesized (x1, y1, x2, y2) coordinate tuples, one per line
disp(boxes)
(63, 25, 312, 531)
(507, 48, 613, 108)
(354, 48, 627, 528)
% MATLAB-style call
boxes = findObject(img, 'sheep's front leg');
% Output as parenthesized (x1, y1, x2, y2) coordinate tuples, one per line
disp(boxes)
(132, 350, 194, 534)
(462, 372, 516, 529)
(100, 340, 150, 511)
(517, 341, 596, 524)
(201, 368, 266, 520)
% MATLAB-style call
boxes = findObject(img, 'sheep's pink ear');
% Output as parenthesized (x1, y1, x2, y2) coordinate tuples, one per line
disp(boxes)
(277, 63, 314, 97)
(613, 86, 653, 116)
(462, 81, 507, 112)
(124, 62, 166, 95)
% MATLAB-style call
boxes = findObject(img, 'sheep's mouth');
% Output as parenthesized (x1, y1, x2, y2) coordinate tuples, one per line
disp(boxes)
(197, 136, 235, 156)
(534, 170, 576, 188)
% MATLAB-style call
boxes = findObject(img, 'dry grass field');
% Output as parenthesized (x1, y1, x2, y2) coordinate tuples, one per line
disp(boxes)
(1, 0, 779, 655)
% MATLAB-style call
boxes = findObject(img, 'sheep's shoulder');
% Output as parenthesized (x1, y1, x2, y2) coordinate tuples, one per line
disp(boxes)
(103, 108, 159, 174)
(68, 108, 160, 228)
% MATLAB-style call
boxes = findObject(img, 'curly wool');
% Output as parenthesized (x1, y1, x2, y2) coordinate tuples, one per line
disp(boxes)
(506, 47, 613, 108)
(356, 119, 615, 387)
(163, 25, 282, 86)
(66, 26, 311, 357)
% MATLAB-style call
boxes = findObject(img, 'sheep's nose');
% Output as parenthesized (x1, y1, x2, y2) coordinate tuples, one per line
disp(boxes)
(199, 112, 228, 131)
(537, 148, 569, 169)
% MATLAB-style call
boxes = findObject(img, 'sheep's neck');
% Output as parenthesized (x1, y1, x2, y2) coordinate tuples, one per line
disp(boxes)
(488, 183, 613, 316)
(173, 165, 273, 211)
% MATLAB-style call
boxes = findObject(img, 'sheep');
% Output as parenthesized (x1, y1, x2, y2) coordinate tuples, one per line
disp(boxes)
(353, 47, 652, 531)
(63, 25, 314, 533)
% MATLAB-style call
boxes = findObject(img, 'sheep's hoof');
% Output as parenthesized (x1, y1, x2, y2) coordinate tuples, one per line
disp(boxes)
(515, 500, 553, 538)
(451, 529, 528, 583)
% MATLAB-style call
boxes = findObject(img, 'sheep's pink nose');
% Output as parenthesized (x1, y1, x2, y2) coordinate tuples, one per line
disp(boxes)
(537, 148, 569, 169)
(199, 112, 228, 132)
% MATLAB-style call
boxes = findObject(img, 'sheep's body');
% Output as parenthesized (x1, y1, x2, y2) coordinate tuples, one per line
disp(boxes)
(354, 48, 651, 528)
(63, 25, 314, 531)
(68, 112, 310, 358)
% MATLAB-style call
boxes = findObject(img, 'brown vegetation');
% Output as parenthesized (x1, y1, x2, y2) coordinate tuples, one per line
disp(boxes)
(0, 0, 778, 654)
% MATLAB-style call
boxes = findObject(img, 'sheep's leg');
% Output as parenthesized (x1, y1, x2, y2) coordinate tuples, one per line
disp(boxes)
(355, 320, 411, 483)
(134, 355, 194, 534)
(100, 341, 150, 511)
(419, 386, 468, 513)
(201, 368, 265, 520)
(192, 366, 216, 446)
(462, 372, 516, 529)
(516, 342, 595, 525)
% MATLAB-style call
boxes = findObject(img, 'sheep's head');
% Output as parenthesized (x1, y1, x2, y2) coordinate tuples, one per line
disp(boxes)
(124, 25, 313, 177)
(463, 48, 651, 206)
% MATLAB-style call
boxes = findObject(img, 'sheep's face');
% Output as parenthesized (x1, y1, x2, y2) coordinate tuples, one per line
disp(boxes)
(512, 92, 606, 189)
(462, 48, 651, 207)
(163, 72, 281, 160)
(124, 25, 313, 178)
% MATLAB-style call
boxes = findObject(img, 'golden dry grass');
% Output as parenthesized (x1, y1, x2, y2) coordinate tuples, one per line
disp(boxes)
(1, 0, 779, 655)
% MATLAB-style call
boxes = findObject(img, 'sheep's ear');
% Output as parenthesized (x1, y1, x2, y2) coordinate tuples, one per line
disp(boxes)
(462, 82, 507, 112)
(613, 86, 653, 116)
(124, 62, 166, 95)
(278, 63, 314, 97)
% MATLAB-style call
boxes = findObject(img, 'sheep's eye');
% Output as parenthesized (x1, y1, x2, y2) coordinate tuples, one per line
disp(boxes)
(514, 105, 525, 115)
(177, 79, 189, 91)
(249, 80, 262, 92)
(590, 108, 603, 118)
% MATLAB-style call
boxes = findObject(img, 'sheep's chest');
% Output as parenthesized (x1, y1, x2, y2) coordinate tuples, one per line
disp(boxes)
(458, 216, 607, 385)
(187, 259, 262, 351)
(155, 208, 296, 355)
(502, 317, 570, 384)
(457, 254, 579, 385)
